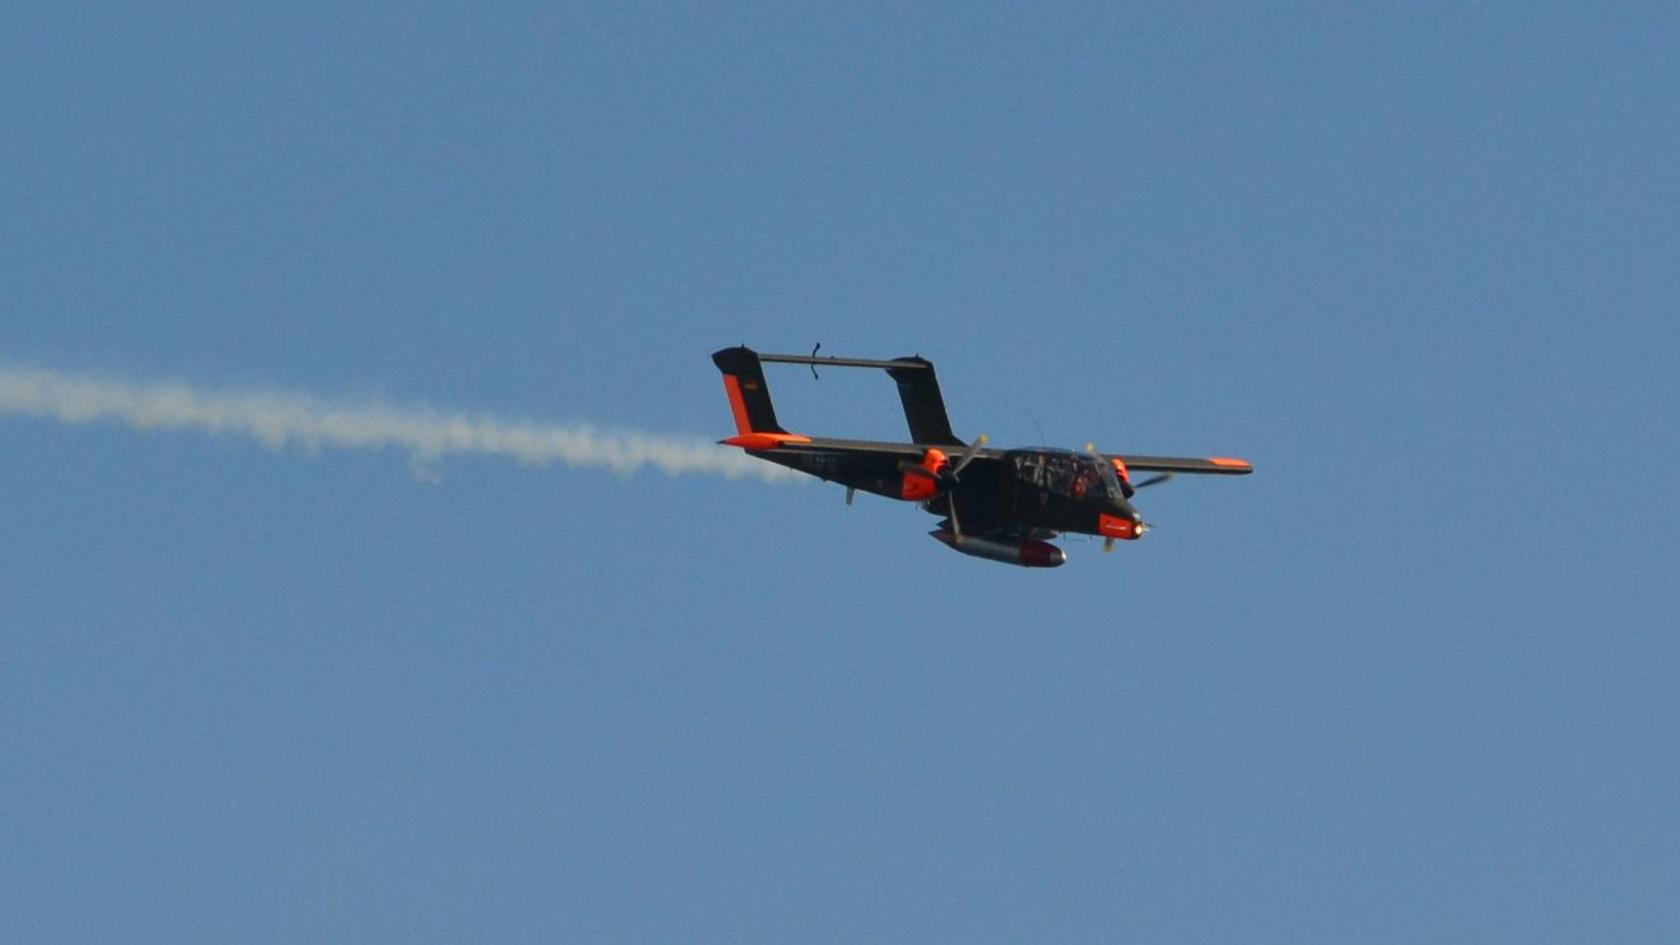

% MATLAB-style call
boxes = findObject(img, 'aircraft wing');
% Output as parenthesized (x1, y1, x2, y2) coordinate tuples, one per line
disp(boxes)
(1105, 454, 1253, 475)
(730, 436, 1253, 477)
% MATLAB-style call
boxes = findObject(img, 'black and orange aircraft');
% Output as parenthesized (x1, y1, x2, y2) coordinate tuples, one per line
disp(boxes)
(713, 346, 1252, 568)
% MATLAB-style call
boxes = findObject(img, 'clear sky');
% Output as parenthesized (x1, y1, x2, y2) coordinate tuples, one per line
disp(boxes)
(3, 4, 1677, 942)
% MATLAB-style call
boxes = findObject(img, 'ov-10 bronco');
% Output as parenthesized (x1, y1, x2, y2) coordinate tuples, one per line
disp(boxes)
(713, 345, 1252, 568)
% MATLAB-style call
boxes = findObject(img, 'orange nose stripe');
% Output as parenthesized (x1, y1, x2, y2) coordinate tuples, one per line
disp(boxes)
(1098, 514, 1143, 540)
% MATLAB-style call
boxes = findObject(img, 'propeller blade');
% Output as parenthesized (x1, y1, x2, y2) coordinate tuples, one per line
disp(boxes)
(1134, 473, 1174, 489)
(950, 434, 989, 479)
(1104, 537, 1115, 553)
(948, 496, 963, 545)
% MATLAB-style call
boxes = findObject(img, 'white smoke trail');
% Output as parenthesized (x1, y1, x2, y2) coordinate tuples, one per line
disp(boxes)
(0, 364, 802, 483)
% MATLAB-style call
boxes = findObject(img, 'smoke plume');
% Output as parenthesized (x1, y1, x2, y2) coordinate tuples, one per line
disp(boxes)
(0, 364, 799, 483)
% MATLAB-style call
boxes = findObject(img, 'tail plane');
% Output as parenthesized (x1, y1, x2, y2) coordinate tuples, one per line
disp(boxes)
(711, 345, 962, 447)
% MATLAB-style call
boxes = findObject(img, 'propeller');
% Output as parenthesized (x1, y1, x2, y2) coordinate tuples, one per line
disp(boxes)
(901, 434, 988, 544)
(1134, 472, 1174, 490)
(899, 434, 988, 489)
(943, 434, 992, 545)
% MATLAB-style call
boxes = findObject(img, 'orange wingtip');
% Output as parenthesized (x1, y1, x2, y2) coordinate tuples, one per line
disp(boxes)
(1208, 457, 1252, 469)
(722, 433, 812, 450)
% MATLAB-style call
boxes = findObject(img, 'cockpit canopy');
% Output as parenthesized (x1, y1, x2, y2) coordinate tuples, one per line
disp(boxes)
(1004, 448, 1125, 501)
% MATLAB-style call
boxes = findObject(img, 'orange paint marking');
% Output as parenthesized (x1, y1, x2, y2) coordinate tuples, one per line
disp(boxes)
(722, 432, 812, 450)
(721, 375, 753, 435)
(1098, 514, 1143, 540)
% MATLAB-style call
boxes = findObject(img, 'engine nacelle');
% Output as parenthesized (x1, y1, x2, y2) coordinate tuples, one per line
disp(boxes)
(899, 448, 949, 501)
(929, 530, 1067, 568)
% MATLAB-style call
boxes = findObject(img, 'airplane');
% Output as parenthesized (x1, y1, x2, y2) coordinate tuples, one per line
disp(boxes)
(713, 345, 1252, 568)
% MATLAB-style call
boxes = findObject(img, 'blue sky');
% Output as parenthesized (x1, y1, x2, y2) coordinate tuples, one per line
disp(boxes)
(3, 4, 1677, 942)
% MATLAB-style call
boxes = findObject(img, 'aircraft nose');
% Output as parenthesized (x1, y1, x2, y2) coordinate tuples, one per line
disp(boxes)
(1109, 495, 1144, 524)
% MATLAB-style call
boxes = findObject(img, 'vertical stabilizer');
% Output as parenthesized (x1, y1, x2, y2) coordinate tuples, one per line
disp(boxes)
(887, 357, 962, 446)
(711, 347, 787, 435)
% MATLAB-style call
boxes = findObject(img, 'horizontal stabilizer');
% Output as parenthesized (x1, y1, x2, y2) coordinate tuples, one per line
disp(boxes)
(744, 347, 962, 446)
